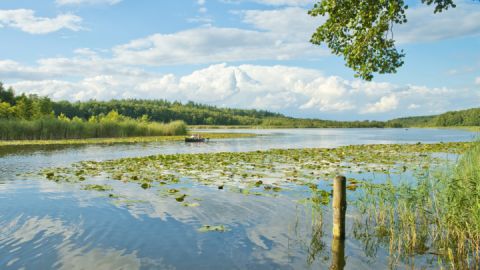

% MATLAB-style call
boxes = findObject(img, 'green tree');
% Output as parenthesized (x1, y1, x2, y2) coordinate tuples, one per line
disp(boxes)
(309, 0, 477, 80)
(14, 95, 34, 119)
(33, 97, 54, 118)
(0, 83, 15, 105)
(0, 102, 13, 118)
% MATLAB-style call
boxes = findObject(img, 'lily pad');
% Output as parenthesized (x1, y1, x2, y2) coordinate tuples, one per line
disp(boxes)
(197, 225, 230, 233)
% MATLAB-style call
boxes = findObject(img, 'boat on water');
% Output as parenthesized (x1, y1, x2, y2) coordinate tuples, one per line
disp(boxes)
(185, 134, 208, 143)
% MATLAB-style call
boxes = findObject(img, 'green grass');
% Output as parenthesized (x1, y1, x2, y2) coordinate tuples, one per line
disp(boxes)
(434, 126, 480, 132)
(354, 141, 480, 268)
(0, 117, 188, 140)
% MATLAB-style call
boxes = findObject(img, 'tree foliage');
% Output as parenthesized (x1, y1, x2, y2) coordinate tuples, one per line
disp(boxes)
(386, 107, 480, 127)
(0, 86, 187, 140)
(309, 0, 472, 80)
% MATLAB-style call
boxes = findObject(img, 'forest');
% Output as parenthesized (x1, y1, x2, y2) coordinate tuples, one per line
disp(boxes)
(387, 108, 480, 127)
(0, 83, 187, 140)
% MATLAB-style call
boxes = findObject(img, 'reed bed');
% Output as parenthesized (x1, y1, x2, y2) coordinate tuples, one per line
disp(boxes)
(354, 142, 480, 269)
(0, 117, 187, 140)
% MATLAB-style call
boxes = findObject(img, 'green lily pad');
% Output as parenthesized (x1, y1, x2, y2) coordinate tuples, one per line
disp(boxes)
(197, 225, 230, 233)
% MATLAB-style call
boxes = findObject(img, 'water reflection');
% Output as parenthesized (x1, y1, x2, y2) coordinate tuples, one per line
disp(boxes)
(1, 128, 475, 269)
(55, 244, 143, 270)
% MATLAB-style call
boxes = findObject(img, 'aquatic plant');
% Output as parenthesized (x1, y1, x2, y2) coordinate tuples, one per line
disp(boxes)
(354, 142, 480, 269)
(0, 112, 187, 140)
(82, 184, 113, 192)
(38, 142, 471, 206)
(197, 225, 230, 233)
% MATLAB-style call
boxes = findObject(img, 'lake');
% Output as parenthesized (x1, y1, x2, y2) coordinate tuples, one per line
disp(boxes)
(0, 128, 477, 269)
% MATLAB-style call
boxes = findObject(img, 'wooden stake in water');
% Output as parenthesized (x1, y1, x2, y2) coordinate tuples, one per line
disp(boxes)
(332, 175, 347, 239)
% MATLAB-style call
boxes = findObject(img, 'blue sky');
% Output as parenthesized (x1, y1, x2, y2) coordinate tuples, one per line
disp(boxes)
(0, 0, 479, 120)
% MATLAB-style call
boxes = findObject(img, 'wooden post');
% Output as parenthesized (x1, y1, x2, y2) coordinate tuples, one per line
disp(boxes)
(332, 175, 346, 239)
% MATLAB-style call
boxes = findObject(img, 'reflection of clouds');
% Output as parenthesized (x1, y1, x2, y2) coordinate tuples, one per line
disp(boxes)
(106, 183, 317, 267)
(0, 214, 167, 270)
(56, 243, 142, 270)
(105, 183, 411, 268)
(1, 215, 83, 246)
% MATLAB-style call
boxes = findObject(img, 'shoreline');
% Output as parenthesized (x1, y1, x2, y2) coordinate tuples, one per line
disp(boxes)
(0, 132, 256, 147)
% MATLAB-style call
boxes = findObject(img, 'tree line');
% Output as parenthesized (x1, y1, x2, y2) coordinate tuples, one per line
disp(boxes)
(387, 108, 480, 127)
(0, 83, 187, 140)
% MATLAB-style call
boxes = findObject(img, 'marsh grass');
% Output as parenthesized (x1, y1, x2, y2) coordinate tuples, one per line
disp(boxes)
(354, 142, 480, 268)
(0, 117, 187, 140)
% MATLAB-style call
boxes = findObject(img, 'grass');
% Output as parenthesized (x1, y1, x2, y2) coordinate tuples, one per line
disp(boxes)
(354, 141, 480, 268)
(0, 115, 188, 140)
(0, 132, 256, 147)
(416, 126, 480, 132)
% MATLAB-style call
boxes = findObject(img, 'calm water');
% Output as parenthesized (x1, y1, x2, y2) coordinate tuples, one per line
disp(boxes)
(0, 128, 476, 269)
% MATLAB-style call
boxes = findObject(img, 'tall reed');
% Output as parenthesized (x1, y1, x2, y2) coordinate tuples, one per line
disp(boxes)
(0, 117, 187, 140)
(354, 142, 480, 268)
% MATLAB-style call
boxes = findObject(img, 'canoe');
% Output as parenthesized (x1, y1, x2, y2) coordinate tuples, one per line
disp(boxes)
(185, 137, 206, 143)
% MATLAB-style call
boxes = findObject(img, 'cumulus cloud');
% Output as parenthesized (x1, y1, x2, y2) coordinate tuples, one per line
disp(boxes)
(0, 54, 146, 81)
(112, 7, 326, 66)
(56, 0, 121, 5)
(476, 77, 480, 85)
(5, 61, 479, 120)
(0, 9, 82, 34)
(362, 95, 399, 114)
(112, 26, 324, 66)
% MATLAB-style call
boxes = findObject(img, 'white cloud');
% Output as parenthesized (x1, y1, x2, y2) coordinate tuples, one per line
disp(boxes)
(241, 7, 319, 40)
(0, 54, 147, 81)
(112, 26, 324, 66)
(6, 61, 479, 120)
(362, 95, 399, 114)
(0, 9, 82, 34)
(112, 7, 326, 66)
(56, 0, 121, 5)
(475, 77, 480, 85)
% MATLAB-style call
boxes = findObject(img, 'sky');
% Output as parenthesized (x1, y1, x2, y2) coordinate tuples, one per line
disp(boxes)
(0, 0, 479, 121)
